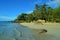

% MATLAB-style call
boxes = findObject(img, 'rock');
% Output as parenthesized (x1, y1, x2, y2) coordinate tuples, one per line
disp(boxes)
(39, 29, 47, 33)
(36, 20, 45, 25)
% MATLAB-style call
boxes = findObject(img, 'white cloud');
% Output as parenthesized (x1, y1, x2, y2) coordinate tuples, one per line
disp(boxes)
(33, 0, 42, 4)
(32, 0, 60, 7)
(47, 0, 60, 7)
(0, 16, 15, 21)
(25, 11, 33, 14)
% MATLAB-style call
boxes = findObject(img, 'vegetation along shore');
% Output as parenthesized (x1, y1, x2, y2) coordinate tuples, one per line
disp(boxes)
(14, 3, 60, 23)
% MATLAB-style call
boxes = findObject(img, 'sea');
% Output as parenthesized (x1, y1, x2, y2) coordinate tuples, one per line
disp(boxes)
(0, 21, 57, 40)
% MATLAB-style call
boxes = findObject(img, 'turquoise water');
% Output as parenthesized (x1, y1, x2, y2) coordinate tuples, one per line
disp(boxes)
(0, 21, 57, 40)
(0, 21, 33, 40)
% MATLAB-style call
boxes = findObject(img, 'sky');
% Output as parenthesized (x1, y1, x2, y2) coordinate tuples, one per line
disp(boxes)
(0, 0, 60, 21)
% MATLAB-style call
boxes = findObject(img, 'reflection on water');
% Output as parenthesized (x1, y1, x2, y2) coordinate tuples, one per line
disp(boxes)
(0, 22, 57, 40)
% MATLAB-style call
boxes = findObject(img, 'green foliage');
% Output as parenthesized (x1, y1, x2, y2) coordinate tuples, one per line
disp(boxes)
(14, 13, 28, 22)
(15, 4, 60, 23)
(17, 13, 27, 20)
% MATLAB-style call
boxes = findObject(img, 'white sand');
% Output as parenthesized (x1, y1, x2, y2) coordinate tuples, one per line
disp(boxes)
(20, 23, 60, 40)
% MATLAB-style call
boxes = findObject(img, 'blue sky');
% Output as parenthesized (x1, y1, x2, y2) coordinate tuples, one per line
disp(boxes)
(0, 0, 60, 21)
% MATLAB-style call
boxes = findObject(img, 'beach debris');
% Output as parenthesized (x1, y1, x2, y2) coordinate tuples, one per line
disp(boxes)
(39, 29, 47, 33)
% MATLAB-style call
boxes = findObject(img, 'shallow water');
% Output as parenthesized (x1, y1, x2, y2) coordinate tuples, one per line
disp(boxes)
(0, 21, 57, 40)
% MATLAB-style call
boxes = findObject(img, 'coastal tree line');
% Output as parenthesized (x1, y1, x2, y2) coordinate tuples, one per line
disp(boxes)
(15, 3, 60, 23)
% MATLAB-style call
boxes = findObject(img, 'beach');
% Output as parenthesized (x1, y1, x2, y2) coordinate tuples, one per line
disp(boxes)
(20, 23, 60, 40)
